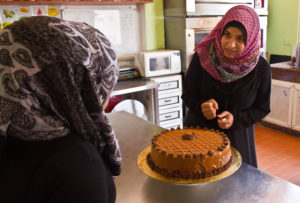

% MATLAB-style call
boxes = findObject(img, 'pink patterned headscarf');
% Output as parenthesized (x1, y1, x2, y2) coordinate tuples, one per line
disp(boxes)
(194, 5, 261, 83)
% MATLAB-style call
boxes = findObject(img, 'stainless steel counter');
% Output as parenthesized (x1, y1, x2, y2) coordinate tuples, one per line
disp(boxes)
(108, 111, 300, 203)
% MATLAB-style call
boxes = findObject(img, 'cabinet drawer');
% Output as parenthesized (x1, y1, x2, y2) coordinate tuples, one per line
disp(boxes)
(158, 96, 179, 106)
(158, 88, 181, 98)
(160, 118, 182, 129)
(159, 110, 180, 121)
(159, 103, 181, 111)
(158, 80, 179, 90)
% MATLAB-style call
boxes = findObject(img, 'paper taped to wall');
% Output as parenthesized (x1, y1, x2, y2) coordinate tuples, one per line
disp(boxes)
(62, 5, 139, 58)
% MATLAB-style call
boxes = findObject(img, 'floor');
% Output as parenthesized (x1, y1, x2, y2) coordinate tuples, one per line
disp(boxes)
(255, 123, 300, 186)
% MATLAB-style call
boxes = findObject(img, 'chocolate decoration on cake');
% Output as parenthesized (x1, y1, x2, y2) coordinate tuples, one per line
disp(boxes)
(182, 132, 195, 140)
(207, 151, 214, 156)
(200, 153, 206, 159)
(185, 154, 191, 158)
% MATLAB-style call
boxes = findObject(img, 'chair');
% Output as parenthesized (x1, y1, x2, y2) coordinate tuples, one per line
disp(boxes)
(269, 54, 291, 64)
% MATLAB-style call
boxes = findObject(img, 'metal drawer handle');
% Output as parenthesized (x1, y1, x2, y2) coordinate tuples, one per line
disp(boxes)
(164, 115, 172, 118)
(164, 99, 172, 102)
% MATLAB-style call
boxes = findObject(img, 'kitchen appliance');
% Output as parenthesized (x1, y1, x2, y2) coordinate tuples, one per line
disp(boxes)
(164, 16, 221, 72)
(163, 0, 253, 17)
(135, 49, 181, 78)
(163, 0, 268, 72)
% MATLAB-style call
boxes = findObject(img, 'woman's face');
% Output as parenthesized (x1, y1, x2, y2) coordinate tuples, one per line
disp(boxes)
(221, 27, 246, 59)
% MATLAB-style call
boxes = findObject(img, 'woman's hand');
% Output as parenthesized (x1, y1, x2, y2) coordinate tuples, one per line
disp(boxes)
(201, 99, 219, 120)
(217, 111, 234, 129)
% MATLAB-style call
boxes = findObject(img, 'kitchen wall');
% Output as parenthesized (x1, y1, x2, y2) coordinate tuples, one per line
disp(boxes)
(144, 0, 165, 50)
(0, 1, 165, 54)
(267, 0, 300, 58)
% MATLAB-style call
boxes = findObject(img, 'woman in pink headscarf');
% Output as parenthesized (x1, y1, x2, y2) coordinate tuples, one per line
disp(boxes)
(182, 5, 271, 167)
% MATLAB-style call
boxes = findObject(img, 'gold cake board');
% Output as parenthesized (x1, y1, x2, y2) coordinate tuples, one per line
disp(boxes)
(137, 146, 242, 185)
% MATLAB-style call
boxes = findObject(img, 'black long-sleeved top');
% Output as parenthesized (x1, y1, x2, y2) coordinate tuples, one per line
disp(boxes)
(182, 53, 271, 167)
(182, 53, 271, 131)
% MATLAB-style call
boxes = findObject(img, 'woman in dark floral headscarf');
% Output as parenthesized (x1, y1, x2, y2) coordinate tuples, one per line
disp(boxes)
(0, 16, 121, 203)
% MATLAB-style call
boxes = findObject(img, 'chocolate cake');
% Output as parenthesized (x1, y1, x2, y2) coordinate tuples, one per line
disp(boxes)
(146, 127, 233, 179)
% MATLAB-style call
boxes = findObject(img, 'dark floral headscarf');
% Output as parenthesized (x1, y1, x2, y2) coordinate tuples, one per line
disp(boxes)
(0, 16, 121, 175)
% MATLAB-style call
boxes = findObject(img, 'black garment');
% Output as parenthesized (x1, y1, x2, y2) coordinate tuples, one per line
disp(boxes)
(182, 53, 271, 167)
(0, 135, 116, 203)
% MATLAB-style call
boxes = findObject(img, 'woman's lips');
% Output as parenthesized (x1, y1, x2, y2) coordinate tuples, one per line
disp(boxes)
(225, 49, 237, 55)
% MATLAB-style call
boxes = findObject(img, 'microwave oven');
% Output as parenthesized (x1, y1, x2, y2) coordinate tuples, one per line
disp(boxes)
(135, 50, 181, 78)
(164, 17, 221, 72)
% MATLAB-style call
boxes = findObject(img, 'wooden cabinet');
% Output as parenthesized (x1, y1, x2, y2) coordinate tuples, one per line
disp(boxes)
(0, 0, 153, 5)
(263, 79, 300, 131)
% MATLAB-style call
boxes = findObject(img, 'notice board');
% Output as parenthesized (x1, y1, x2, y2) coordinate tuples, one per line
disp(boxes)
(62, 5, 140, 58)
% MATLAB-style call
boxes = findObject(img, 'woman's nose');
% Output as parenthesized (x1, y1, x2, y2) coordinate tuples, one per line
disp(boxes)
(228, 39, 237, 48)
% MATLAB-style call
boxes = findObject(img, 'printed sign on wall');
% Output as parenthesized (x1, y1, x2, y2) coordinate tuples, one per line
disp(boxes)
(0, 5, 62, 30)
(1, 7, 18, 29)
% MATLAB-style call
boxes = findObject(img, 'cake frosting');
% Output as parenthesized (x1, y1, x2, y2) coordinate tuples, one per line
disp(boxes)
(147, 127, 233, 179)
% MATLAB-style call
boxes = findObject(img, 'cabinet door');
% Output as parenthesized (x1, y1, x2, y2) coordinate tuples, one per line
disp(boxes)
(263, 79, 294, 128)
(292, 84, 300, 131)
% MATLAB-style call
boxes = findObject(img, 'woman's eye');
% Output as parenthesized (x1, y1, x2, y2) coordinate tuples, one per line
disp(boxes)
(224, 32, 231, 38)
(237, 36, 245, 42)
